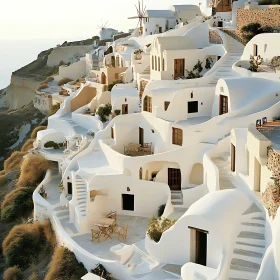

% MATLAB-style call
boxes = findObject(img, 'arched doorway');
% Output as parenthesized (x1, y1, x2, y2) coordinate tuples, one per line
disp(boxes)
(101, 72, 106, 84)
(190, 163, 204, 185)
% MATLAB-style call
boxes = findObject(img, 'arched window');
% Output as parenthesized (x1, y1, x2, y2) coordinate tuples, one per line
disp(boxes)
(152, 56, 154, 70)
(162, 58, 165, 71)
(158, 57, 161, 71)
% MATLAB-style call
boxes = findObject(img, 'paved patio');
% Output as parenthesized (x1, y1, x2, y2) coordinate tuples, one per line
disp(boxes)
(72, 215, 149, 260)
(45, 173, 62, 205)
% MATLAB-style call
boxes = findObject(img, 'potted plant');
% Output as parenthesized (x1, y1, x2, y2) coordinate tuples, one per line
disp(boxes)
(134, 49, 144, 60)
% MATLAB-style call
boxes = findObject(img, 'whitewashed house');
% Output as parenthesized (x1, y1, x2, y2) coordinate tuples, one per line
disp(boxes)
(170, 5, 202, 24)
(143, 10, 178, 36)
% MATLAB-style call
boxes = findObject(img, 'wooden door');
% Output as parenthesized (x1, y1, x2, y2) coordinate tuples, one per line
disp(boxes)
(196, 230, 207, 266)
(101, 73, 106, 84)
(139, 127, 144, 146)
(231, 144, 236, 172)
(168, 168, 181, 190)
(174, 59, 185, 79)
(122, 104, 128, 114)
(219, 95, 228, 115)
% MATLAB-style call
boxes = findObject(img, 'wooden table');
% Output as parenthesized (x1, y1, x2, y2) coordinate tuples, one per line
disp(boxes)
(94, 223, 112, 240)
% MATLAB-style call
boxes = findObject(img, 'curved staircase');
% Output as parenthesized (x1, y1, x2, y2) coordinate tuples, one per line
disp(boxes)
(229, 203, 266, 280)
(75, 175, 87, 218)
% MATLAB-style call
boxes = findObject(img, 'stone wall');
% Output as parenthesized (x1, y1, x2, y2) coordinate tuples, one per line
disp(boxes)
(139, 79, 149, 100)
(262, 147, 280, 219)
(236, 6, 280, 36)
(34, 91, 52, 115)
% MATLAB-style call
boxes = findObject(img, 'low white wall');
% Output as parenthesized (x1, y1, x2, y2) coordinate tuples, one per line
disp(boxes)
(59, 60, 86, 80)
(182, 184, 209, 208)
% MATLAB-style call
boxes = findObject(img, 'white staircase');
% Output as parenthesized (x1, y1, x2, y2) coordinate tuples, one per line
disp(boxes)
(171, 190, 183, 206)
(141, 65, 150, 75)
(75, 175, 87, 218)
(212, 157, 236, 190)
(208, 32, 244, 85)
(228, 203, 266, 280)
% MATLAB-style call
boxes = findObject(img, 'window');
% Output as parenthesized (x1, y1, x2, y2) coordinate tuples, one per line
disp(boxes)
(152, 56, 154, 70)
(172, 128, 183, 146)
(158, 57, 161, 71)
(162, 58, 165, 71)
(139, 167, 142, 179)
(122, 194, 134, 211)
(155, 56, 157, 71)
(144, 96, 152, 113)
(111, 127, 114, 139)
(164, 101, 170, 111)
(188, 101, 198, 113)
(115, 73, 119, 80)
(264, 44, 267, 53)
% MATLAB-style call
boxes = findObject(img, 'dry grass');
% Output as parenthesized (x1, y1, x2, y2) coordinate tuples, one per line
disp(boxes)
(17, 155, 56, 188)
(0, 174, 7, 186)
(28, 272, 38, 280)
(37, 83, 48, 91)
(3, 266, 23, 280)
(57, 77, 73, 86)
(45, 247, 87, 280)
(31, 126, 47, 139)
(4, 151, 26, 173)
(3, 221, 54, 269)
(44, 76, 54, 83)
(42, 220, 56, 250)
(1, 187, 34, 221)
(21, 139, 35, 152)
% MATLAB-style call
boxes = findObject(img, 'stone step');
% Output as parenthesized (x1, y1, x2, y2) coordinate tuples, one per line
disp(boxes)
(242, 203, 262, 215)
(241, 222, 265, 228)
(172, 200, 183, 205)
(233, 248, 263, 259)
(237, 231, 265, 240)
(236, 241, 265, 249)
(235, 243, 265, 254)
(230, 258, 260, 272)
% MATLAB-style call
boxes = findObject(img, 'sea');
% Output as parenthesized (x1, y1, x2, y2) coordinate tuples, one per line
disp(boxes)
(0, 38, 79, 90)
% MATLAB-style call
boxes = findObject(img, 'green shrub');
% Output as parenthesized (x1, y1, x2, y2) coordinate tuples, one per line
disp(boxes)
(147, 216, 177, 243)
(158, 204, 166, 217)
(108, 80, 124, 92)
(57, 77, 73, 86)
(3, 266, 23, 280)
(3, 222, 55, 269)
(91, 264, 116, 280)
(44, 141, 59, 149)
(44, 247, 87, 280)
(1, 187, 34, 221)
(241, 22, 273, 43)
(114, 109, 121, 116)
(97, 103, 112, 123)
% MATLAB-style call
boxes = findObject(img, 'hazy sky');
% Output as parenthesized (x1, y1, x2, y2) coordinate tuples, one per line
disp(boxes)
(1, 0, 190, 41)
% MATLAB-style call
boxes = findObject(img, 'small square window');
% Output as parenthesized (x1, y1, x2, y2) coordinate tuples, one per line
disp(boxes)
(188, 101, 198, 114)
(122, 194, 134, 211)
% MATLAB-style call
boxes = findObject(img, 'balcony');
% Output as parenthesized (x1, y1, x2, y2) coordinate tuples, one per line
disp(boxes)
(124, 143, 152, 157)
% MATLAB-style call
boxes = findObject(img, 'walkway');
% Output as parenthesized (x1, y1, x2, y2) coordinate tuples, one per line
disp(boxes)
(212, 156, 236, 190)
(208, 31, 244, 85)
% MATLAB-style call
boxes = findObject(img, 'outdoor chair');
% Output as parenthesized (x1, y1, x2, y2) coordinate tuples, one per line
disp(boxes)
(115, 224, 128, 241)
(91, 228, 101, 243)
(256, 119, 262, 127)
(262, 117, 267, 125)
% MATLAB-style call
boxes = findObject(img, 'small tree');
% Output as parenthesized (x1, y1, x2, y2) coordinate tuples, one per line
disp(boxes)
(97, 103, 112, 123)
(269, 56, 280, 73)
(241, 22, 262, 43)
(205, 57, 213, 70)
(193, 60, 203, 73)
(248, 55, 263, 72)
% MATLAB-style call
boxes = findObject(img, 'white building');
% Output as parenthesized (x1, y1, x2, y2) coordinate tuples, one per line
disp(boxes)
(32, 18, 280, 280)
(143, 10, 178, 36)
(99, 28, 119, 41)
(170, 5, 202, 24)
